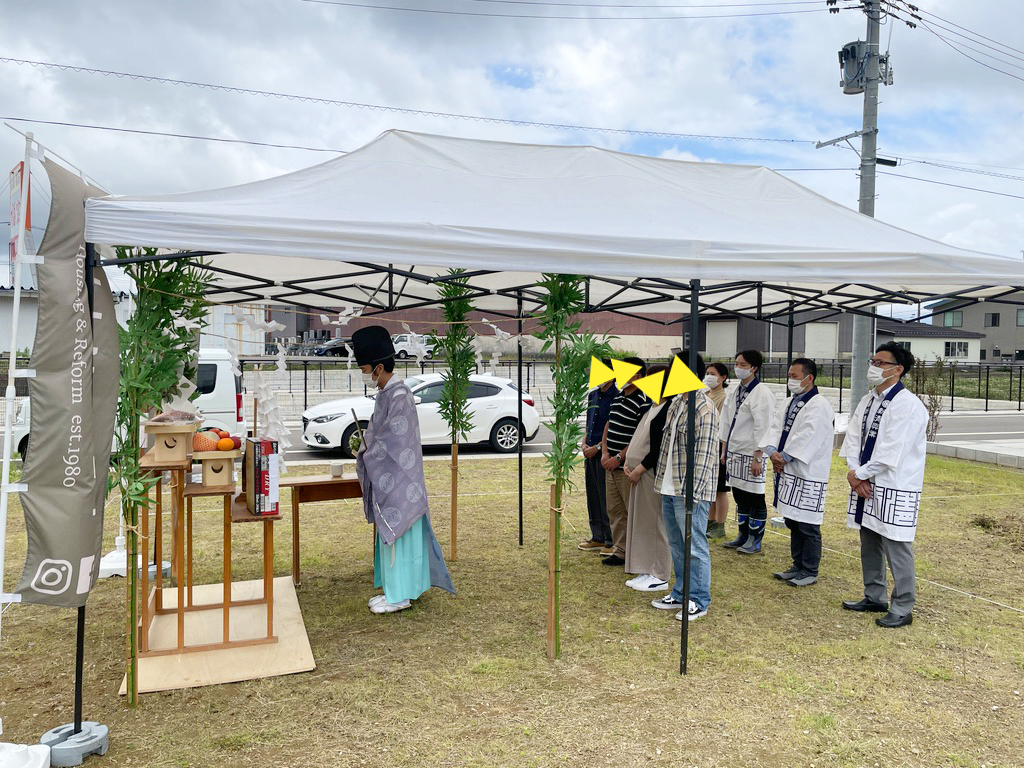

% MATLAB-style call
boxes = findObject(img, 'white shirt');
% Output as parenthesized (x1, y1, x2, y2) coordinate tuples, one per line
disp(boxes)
(839, 381, 928, 541)
(760, 391, 835, 524)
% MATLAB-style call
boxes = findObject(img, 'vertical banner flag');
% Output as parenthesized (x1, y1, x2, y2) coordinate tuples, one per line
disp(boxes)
(15, 160, 117, 608)
(8, 161, 31, 286)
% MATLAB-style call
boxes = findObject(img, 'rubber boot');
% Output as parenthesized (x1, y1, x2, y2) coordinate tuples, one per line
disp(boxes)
(737, 517, 766, 554)
(723, 514, 748, 549)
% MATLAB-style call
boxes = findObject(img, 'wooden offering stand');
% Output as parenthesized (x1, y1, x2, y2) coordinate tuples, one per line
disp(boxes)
(137, 440, 279, 658)
(192, 449, 241, 487)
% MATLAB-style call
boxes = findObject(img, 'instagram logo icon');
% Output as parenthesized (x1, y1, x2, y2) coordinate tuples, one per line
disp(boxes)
(31, 559, 74, 595)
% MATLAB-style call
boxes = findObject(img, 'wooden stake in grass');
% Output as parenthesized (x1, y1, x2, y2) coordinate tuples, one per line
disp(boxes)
(536, 274, 613, 659)
(433, 270, 475, 562)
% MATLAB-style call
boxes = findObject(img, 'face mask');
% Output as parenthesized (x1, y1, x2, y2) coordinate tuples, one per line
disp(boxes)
(866, 365, 890, 387)
(703, 373, 720, 389)
(362, 367, 379, 388)
(787, 376, 808, 395)
(734, 366, 753, 381)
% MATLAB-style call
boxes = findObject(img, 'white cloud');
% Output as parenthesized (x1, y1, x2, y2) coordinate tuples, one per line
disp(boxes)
(1, 0, 1022, 260)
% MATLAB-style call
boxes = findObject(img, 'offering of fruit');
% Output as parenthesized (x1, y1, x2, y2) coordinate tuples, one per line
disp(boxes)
(216, 437, 235, 452)
(230, 436, 242, 450)
(193, 432, 219, 452)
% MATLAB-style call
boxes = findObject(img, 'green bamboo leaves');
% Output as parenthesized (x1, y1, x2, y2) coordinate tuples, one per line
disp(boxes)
(536, 274, 613, 659)
(110, 247, 212, 706)
(434, 269, 475, 443)
(535, 274, 613, 494)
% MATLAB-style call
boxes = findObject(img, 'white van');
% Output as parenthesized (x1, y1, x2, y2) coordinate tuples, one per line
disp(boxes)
(9, 348, 245, 461)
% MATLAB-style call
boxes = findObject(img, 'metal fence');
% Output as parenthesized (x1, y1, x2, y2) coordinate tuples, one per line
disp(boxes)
(749, 360, 1024, 413)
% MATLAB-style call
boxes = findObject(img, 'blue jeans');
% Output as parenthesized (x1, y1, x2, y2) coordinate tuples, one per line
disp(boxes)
(661, 495, 711, 611)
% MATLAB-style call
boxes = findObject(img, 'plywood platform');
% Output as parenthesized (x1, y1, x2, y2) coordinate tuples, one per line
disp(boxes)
(120, 577, 315, 694)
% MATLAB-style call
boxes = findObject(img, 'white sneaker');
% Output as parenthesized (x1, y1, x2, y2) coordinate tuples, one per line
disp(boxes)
(629, 574, 669, 592)
(675, 599, 709, 621)
(368, 594, 387, 608)
(624, 575, 642, 589)
(370, 599, 412, 614)
(639, 575, 668, 592)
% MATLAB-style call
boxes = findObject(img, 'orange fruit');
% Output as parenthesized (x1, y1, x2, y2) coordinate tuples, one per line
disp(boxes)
(216, 437, 235, 451)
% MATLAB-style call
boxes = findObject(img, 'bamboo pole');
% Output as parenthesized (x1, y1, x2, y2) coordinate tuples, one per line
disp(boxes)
(546, 483, 559, 659)
(450, 443, 458, 561)
(125, 407, 140, 706)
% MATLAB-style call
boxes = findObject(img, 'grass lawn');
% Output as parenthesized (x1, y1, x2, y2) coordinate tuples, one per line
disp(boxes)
(1, 453, 1022, 767)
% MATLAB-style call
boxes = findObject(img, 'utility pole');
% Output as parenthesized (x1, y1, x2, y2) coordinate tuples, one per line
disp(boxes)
(849, 0, 882, 408)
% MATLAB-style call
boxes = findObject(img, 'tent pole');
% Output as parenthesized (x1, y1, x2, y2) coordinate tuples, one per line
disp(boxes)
(681, 280, 700, 675)
(517, 293, 524, 547)
(0, 133, 34, 644)
(787, 301, 795, 366)
(74, 606, 85, 733)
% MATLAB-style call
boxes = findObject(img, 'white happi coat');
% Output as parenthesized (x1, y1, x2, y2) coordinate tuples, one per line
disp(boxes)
(839, 383, 927, 542)
(719, 379, 777, 494)
(760, 391, 835, 525)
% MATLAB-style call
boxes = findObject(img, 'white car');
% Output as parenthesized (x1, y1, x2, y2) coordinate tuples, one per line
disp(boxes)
(301, 373, 540, 458)
(392, 333, 435, 360)
(9, 348, 245, 462)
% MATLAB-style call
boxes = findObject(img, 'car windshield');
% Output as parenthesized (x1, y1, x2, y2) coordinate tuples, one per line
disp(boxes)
(404, 377, 425, 389)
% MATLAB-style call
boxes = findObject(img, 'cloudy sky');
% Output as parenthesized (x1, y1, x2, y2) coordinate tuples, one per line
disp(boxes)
(2, 0, 1022, 259)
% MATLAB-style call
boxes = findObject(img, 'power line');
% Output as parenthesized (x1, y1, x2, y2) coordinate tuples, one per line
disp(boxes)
(1, 116, 345, 153)
(468, 0, 821, 6)
(884, 2, 1024, 83)
(878, 171, 1024, 201)
(298, 0, 828, 19)
(899, 2, 1024, 57)
(919, 23, 1024, 84)
(910, 160, 1024, 183)
(0, 57, 813, 145)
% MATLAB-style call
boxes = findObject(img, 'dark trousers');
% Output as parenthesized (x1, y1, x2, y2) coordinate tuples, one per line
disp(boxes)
(585, 454, 611, 545)
(786, 518, 822, 576)
(731, 487, 767, 520)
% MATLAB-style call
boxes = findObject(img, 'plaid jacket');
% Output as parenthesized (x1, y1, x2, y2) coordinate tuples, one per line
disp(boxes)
(654, 390, 720, 502)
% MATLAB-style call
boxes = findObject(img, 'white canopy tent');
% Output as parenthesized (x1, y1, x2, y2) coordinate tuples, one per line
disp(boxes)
(19, 129, 1024, 672)
(83, 130, 1024, 321)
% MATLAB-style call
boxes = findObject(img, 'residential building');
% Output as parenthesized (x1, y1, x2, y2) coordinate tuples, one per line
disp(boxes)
(930, 293, 1024, 362)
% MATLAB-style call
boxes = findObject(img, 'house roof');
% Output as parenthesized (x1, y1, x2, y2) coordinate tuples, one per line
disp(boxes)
(877, 319, 985, 340)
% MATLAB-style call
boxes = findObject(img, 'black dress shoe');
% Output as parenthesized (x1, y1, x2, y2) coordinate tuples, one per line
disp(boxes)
(876, 611, 913, 628)
(841, 597, 889, 613)
(601, 554, 625, 566)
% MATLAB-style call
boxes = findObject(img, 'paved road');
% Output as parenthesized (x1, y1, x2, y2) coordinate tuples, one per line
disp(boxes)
(933, 411, 1024, 442)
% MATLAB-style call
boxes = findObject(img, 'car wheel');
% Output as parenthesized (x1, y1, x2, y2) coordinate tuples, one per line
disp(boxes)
(18, 437, 29, 463)
(489, 418, 521, 453)
(340, 422, 367, 459)
(396, 350, 408, 360)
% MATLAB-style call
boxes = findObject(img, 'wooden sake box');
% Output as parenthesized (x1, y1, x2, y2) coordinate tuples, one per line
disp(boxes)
(192, 449, 242, 487)
(143, 421, 199, 464)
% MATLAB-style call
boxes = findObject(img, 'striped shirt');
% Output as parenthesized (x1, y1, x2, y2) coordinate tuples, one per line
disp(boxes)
(654, 390, 721, 502)
(604, 388, 651, 456)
